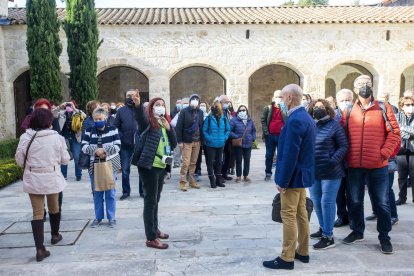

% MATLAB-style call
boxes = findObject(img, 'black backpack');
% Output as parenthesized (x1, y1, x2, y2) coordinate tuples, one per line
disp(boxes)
(272, 193, 314, 223)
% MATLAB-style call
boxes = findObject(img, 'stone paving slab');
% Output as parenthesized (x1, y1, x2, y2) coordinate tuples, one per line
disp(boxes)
(0, 144, 413, 275)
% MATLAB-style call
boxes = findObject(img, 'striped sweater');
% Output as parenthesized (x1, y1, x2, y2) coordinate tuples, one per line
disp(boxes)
(81, 125, 121, 174)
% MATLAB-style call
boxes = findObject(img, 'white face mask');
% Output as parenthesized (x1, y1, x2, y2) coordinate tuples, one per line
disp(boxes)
(338, 101, 353, 111)
(302, 100, 309, 107)
(200, 106, 207, 113)
(238, 111, 247, 119)
(403, 105, 414, 116)
(190, 99, 199, 108)
(274, 98, 281, 105)
(153, 106, 166, 117)
(222, 103, 229, 110)
(110, 105, 116, 110)
(182, 103, 189, 109)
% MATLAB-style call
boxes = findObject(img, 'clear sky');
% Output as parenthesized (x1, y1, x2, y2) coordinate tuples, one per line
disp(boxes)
(8, 0, 381, 8)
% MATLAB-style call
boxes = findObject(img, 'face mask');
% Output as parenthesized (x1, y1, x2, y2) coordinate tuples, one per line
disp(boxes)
(125, 97, 134, 107)
(190, 99, 199, 108)
(302, 100, 309, 107)
(176, 104, 182, 110)
(200, 106, 207, 113)
(110, 105, 116, 110)
(182, 103, 189, 109)
(212, 107, 219, 115)
(313, 108, 328, 120)
(358, 85, 373, 99)
(238, 111, 247, 119)
(110, 109, 117, 115)
(279, 102, 287, 111)
(338, 101, 353, 111)
(222, 103, 229, 110)
(274, 98, 281, 105)
(94, 120, 106, 129)
(403, 105, 414, 115)
(153, 106, 165, 117)
(66, 106, 74, 113)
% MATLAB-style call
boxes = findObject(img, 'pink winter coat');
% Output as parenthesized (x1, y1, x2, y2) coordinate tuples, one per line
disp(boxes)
(15, 129, 70, 194)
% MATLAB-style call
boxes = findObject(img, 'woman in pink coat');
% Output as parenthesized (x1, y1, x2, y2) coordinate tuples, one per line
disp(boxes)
(15, 108, 70, 262)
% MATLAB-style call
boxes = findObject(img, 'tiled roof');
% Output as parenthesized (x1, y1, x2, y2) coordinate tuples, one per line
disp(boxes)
(7, 6, 414, 26)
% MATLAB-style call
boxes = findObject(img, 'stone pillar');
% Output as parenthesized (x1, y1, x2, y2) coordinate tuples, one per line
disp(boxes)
(303, 73, 326, 100)
(0, 0, 8, 19)
(379, 71, 401, 105)
(148, 73, 171, 113)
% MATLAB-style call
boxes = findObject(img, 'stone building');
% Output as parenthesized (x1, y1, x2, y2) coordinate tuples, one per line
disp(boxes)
(1, 3, 414, 138)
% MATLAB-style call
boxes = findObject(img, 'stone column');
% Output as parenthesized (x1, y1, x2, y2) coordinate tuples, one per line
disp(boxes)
(303, 73, 326, 100)
(0, 0, 8, 19)
(148, 73, 171, 113)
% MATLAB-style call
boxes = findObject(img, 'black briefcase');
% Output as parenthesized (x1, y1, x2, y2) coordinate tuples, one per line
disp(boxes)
(272, 193, 314, 223)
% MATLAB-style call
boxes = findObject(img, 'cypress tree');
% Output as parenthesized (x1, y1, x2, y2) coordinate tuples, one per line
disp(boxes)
(65, 0, 100, 109)
(26, 0, 63, 104)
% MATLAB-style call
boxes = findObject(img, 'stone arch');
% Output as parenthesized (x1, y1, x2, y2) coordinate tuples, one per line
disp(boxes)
(400, 64, 414, 97)
(169, 65, 226, 110)
(325, 59, 380, 98)
(248, 63, 302, 135)
(97, 65, 150, 104)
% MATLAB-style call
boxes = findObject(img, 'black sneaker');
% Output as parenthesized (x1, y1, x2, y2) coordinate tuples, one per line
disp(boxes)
(391, 217, 399, 226)
(313, 236, 335, 250)
(294, 252, 309, 263)
(119, 194, 130, 200)
(380, 239, 393, 254)
(263, 257, 294, 270)
(334, 217, 349, 228)
(395, 198, 407, 206)
(223, 175, 232, 181)
(264, 175, 271, 181)
(343, 231, 364, 245)
(365, 213, 377, 221)
(310, 228, 323, 240)
(76, 176, 82, 181)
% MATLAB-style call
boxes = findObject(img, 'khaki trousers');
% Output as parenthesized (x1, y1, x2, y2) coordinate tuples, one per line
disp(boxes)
(29, 193, 59, 220)
(180, 141, 201, 183)
(280, 188, 309, 262)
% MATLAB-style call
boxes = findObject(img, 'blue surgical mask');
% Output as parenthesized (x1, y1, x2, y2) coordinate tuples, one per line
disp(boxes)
(279, 102, 287, 112)
(222, 103, 229, 110)
(176, 104, 182, 110)
(182, 103, 189, 109)
(94, 120, 106, 129)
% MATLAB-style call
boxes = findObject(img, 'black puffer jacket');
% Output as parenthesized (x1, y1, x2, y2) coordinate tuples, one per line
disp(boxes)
(315, 117, 348, 180)
(131, 104, 177, 170)
(175, 107, 204, 143)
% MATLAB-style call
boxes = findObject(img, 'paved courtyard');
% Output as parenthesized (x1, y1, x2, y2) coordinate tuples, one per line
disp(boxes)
(0, 145, 413, 275)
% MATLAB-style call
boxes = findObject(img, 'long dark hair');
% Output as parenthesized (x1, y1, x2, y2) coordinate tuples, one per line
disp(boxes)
(237, 105, 249, 116)
(147, 97, 165, 129)
(307, 99, 335, 119)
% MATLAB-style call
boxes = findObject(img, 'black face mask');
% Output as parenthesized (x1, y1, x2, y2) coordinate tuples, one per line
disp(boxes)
(359, 85, 373, 99)
(110, 108, 117, 115)
(212, 107, 219, 115)
(313, 108, 328, 120)
(125, 97, 134, 107)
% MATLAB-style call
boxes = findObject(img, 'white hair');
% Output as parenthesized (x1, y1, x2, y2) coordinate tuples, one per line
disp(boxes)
(336, 89, 353, 99)
(92, 107, 108, 119)
(353, 75, 372, 89)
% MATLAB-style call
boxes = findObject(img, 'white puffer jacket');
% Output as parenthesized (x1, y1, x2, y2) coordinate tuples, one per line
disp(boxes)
(15, 129, 70, 194)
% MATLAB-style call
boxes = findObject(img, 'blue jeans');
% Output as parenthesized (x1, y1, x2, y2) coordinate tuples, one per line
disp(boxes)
(61, 138, 82, 178)
(90, 172, 117, 220)
(265, 134, 279, 176)
(120, 145, 134, 195)
(370, 172, 398, 219)
(347, 167, 391, 241)
(309, 178, 341, 238)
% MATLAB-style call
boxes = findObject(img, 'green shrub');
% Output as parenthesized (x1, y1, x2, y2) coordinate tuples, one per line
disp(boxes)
(0, 159, 22, 189)
(0, 139, 19, 160)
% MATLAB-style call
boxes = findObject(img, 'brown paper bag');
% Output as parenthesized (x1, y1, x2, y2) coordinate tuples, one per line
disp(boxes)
(94, 159, 114, 191)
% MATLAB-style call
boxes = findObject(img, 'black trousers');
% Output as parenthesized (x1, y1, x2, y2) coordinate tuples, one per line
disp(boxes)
(195, 144, 208, 174)
(336, 176, 350, 219)
(397, 154, 414, 201)
(206, 146, 223, 177)
(221, 139, 232, 177)
(138, 166, 165, 241)
(233, 147, 252, 177)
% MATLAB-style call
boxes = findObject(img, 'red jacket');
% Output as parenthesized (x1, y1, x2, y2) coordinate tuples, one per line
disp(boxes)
(341, 100, 400, 169)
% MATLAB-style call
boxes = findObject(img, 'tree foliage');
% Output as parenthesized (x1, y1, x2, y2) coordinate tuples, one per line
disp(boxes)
(26, 0, 63, 104)
(297, 0, 329, 5)
(64, 0, 100, 109)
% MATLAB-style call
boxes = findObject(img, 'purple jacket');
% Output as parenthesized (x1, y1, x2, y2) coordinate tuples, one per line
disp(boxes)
(230, 116, 256, 148)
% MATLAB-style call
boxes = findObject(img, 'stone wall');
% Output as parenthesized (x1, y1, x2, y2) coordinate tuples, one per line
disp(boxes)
(1, 22, 414, 139)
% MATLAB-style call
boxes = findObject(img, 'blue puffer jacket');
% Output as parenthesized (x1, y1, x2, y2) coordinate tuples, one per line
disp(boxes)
(202, 114, 230, 148)
(314, 117, 348, 180)
(230, 116, 256, 148)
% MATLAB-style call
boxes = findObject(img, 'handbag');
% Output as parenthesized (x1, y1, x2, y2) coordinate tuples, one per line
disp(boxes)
(23, 131, 38, 171)
(232, 124, 247, 147)
(272, 193, 314, 223)
(79, 152, 90, 170)
(93, 158, 115, 191)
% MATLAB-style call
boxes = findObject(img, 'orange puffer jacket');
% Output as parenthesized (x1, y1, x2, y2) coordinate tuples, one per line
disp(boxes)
(341, 101, 401, 169)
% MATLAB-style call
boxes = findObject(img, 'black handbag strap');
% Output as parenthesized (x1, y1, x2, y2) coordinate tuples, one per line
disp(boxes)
(23, 131, 38, 171)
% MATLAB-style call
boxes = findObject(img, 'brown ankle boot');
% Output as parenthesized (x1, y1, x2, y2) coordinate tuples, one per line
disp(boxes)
(156, 229, 169, 239)
(146, 239, 169, 249)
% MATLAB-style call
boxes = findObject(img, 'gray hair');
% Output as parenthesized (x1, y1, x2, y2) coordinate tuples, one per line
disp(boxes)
(354, 75, 372, 89)
(181, 97, 189, 103)
(92, 107, 108, 119)
(282, 84, 303, 101)
(336, 89, 353, 100)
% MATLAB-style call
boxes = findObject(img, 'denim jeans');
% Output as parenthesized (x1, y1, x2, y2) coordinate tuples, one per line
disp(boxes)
(309, 178, 342, 238)
(347, 167, 391, 241)
(119, 145, 134, 195)
(61, 138, 82, 179)
(90, 172, 117, 220)
(369, 172, 398, 219)
(233, 147, 252, 177)
(265, 134, 279, 176)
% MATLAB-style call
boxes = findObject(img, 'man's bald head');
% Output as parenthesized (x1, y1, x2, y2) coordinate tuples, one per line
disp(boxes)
(281, 84, 303, 110)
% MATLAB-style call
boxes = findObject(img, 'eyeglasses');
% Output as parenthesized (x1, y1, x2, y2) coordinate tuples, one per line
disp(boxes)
(239, 109, 247, 112)
(314, 106, 326, 110)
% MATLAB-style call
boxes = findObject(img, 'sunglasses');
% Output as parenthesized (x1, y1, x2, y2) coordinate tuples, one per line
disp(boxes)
(404, 104, 414, 107)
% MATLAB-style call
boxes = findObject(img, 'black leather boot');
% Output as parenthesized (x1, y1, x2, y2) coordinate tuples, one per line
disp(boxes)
(49, 212, 63, 245)
(208, 175, 216, 188)
(31, 220, 50, 262)
(215, 175, 226, 187)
